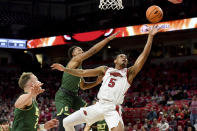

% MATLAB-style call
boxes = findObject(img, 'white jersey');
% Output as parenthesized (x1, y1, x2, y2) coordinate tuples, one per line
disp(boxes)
(97, 67, 131, 105)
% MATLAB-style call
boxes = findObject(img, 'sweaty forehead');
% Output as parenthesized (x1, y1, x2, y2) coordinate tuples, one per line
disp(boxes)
(31, 74, 38, 80)
(117, 54, 127, 58)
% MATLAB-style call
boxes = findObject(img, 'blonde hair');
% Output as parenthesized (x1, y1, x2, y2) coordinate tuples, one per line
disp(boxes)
(18, 72, 33, 89)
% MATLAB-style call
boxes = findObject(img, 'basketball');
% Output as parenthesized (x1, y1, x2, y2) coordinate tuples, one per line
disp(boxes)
(146, 5, 163, 23)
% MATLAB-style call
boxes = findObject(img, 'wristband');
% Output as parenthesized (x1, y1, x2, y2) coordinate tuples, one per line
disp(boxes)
(39, 124, 45, 130)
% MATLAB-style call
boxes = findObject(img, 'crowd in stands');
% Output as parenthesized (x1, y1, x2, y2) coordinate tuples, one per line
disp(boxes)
(1, 59, 197, 130)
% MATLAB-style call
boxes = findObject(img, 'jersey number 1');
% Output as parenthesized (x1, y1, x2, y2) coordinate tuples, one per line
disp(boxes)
(108, 78, 117, 88)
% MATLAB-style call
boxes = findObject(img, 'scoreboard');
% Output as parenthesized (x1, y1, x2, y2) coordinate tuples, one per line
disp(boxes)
(0, 39, 26, 49)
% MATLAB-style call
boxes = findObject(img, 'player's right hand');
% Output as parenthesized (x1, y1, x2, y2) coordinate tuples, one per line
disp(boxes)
(149, 25, 161, 36)
(51, 63, 65, 72)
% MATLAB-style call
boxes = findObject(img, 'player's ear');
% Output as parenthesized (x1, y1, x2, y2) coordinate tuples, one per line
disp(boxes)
(114, 59, 117, 64)
(72, 50, 75, 57)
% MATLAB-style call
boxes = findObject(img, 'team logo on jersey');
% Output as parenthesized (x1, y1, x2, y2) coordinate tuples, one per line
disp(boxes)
(110, 72, 123, 77)
(83, 110, 87, 116)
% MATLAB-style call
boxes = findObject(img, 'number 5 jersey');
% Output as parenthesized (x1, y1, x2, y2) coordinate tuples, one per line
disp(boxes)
(97, 67, 131, 105)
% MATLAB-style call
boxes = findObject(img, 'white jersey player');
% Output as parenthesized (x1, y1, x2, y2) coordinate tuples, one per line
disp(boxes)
(51, 25, 160, 131)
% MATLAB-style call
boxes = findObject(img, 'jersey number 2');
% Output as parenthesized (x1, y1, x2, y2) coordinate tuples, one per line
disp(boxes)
(108, 78, 116, 88)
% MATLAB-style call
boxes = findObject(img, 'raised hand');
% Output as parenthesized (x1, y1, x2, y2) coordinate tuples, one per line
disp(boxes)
(107, 31, 120, 40)
(44, 119, 59, 130)
(30, 82, 44, 96)
(51, 63, 65, 72)
(149, 25, 161, 36)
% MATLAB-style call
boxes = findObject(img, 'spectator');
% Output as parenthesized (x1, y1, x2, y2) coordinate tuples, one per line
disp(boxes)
(132, 124, 138, 131)
(194, 119, 197, 131)
(190, 95, 197, 125)
(182, 90, 189, 99)
(142, 118, 151, 131)
(135, 119, 143, 129)
(159, 95, 167, 106)
(176, 108, 184, 120)
(167, 97, 174, 106)
(184, 121, 195, 131)
(177, 125, 183, 131)
(157, 112, 164, 123)
(45, 108, 52, 121)
(169, 115, 177, 130)
(150, 119, 159, 131)
(147, 107, 157, 121)
(151, 91, 159, 102)
(157, 118, 169, 131)
(125, 123, 132, 131)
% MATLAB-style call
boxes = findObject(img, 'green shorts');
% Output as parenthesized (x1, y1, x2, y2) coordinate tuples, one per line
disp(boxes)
(55, 90, 87, 116)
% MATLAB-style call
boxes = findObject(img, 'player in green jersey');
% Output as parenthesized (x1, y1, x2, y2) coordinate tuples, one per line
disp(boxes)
(12, 72, 59, 131)
(52, 32, 119, 131)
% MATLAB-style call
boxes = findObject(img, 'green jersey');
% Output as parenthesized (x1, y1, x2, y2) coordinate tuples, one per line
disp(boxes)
(97, 120, 108, 131)
(60, 65, 82, 95)
(12, 100, 39, 131)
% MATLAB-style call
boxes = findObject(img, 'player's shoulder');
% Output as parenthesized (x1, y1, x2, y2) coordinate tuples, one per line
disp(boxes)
(103, 66, 109, 70)
(67, 58, 81, 69)
(101, 66, 110, 71)
(18, 93, 29, 98)
(103, 67, 117, 72)
(96, 66, 109, 75)
(71, 54, 84, 63)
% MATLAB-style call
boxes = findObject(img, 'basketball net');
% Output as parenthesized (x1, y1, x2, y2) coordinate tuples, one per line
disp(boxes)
(99, 0, 124, 10)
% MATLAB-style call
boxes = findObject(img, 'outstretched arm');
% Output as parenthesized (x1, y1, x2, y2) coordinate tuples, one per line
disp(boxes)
(128, 25, 160, 82)
(80, 75, 103, 90)
(75, 32, 119, 62)
(51, 64, 107, 77)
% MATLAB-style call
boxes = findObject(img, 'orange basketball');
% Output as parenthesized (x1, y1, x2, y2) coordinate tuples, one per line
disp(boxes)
(146, 5, 163, 23)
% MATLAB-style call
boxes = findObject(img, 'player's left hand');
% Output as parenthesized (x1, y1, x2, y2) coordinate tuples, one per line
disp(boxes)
(51, 63, 65, 72)
(149, 25, 161, 36)
(44, 119, 59, 130)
